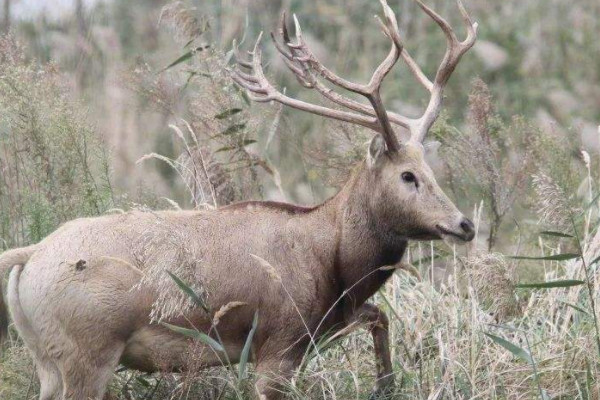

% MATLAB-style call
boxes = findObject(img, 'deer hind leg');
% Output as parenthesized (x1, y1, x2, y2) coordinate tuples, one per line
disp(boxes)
(36, 359, 62, 400)
(7, 266, 63, 400)
(350, 303, 395, 399)
(58, 342, 124, 400)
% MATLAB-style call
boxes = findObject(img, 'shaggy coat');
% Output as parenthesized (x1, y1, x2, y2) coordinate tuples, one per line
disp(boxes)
(0, 143, 474, 400)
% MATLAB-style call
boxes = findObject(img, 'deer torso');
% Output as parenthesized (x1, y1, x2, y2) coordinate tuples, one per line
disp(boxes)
(21, 166, 405, 371)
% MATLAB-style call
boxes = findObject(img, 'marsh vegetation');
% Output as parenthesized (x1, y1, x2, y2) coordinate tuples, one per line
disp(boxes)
(1, 0, 600, 398)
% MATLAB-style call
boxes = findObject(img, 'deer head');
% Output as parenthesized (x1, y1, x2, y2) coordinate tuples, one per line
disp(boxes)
(231, 0, 478, 244)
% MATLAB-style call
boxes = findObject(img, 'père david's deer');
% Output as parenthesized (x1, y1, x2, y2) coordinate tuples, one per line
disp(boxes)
(0, 1, 477, 398)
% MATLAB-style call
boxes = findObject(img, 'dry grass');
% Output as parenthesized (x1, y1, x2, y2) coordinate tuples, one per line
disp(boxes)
(131, 213, 208, 322)
(2, 0, 600, 398)
(0, 36, 113, 249)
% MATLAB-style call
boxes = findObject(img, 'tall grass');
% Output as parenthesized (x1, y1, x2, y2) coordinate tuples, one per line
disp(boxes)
(0, 36, 113, 249)
(0, 35, 114, 398)
(1, 0, 600, 398)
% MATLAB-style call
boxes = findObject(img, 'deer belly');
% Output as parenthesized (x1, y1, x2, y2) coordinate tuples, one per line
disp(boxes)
(120, 326, 242, 372)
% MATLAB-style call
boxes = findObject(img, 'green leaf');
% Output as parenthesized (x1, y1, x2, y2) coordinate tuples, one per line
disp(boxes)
(539, 230, 574, 238)
(195, 332, 225, 352)
(215, 146, 236, 153)
(558, 299, 589, 315)
(166, 271, 208, 312)
(220, 123, 246, 136)
(183, 38, 195, 49)
(182, 71, 211, 90)
(136, 376, 151, 387)
(516, 279, 585, 289)
(586, 359, 594, 396)
(484, 332, 533, 364)
(241, 139, 257, 146)
(411, 254, 442, 266)
(238, 311, 259, 381)
(509, 253, 580, 261)
(161, 45, 210, 72)
(161, 323, 225, 352)
(215, 108, 243, 119)
(161, 322, 200, 338)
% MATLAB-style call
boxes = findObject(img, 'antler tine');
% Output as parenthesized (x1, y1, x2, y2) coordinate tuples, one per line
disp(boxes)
(270, 17, 314, 88)
(280, 11, 292, 46)
(230, 1, 477, 149)
(231, 39, 254, 70)
(271, 13, 405, 127)
(457, 0, 478, 45)
(232, 68, 259, 84)
(281, 57, 314, 88)
(366, 6, 404, 94)
(378, 0, 433, 93)
(377, 0, 402, 51)
(414, 0, 457, 43)
(286, 12, 404, 150)
(270, 13, 293, 61)
(249, 33, 275, 93)
(269, 33, 292, 61)
(409, 0, 478, 143)
(416, 0, 477, 87)
(230, 33, 386, 132)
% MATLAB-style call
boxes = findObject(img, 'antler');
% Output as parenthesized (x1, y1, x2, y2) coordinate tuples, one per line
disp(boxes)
(230, 0, 477, 149)
(409, 0, 478, 142)
(231, 23, 403, 152)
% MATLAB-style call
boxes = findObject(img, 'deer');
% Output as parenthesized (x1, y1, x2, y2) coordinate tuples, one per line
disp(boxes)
(0, 1, 477, 399)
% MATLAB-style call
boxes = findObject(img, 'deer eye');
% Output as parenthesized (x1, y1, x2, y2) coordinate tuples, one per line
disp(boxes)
(401, 172, 418, 187)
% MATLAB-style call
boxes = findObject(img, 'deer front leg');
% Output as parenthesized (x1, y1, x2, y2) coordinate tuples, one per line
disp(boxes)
(254, 357, 298, 400)
(348, 303, 395, 399)
(253, 338, 306, 400)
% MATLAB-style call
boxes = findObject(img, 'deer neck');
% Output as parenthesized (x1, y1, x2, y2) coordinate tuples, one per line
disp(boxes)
(317, 164, 407, 309)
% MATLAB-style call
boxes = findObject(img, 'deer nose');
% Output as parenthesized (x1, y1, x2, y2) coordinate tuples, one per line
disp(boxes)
(459, 218, 475, 241)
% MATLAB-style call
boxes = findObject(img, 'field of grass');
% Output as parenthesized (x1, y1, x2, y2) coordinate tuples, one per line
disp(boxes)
(1, 0, 600, 398)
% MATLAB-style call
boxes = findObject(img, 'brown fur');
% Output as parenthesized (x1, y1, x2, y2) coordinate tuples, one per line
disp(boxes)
(223, 200, 316, 214)
(0, 142, 473, 399)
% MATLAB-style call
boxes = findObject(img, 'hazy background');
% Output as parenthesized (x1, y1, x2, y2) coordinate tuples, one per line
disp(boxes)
(5, 0, 599, 197)
(0, 0, 597, 254)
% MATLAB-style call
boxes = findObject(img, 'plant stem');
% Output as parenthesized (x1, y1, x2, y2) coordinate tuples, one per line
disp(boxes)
(524, 334, 546, 400)
(570, 213, 600, 358)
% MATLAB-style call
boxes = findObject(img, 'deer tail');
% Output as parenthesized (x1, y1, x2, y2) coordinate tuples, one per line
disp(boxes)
(0, 245, 37, 348)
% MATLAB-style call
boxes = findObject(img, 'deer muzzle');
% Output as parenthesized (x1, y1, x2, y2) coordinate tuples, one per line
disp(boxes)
(436, 216, 475, 244)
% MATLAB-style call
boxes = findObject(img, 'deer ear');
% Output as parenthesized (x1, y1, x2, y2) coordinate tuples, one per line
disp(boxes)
(367, 134, 387, 167)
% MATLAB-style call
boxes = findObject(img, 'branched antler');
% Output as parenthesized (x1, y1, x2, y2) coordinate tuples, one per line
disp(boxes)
(230, 0, 478, 149)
